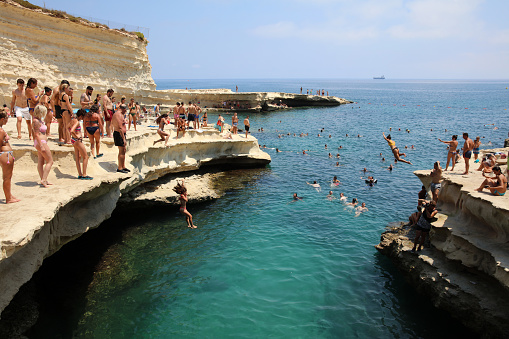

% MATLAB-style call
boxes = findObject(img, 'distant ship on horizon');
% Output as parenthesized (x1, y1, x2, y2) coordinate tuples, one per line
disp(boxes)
(373, 75, 385, 79)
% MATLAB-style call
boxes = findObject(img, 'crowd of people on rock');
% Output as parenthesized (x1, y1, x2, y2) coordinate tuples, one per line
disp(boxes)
(300, 87, 329, 96)
(404, 132, 508, 252)
(0, 77, 257, 207)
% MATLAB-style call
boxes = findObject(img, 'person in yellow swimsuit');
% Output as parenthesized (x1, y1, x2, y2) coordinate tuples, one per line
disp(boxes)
(383, 132, 412, 165)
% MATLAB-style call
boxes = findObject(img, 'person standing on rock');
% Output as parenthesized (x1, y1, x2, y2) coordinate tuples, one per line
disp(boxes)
(178, 102, 186, 123)
(10, 79, 31, 139)
(80, 86, 94, 110)
(187, 101, 196, 129)
(84, 104, 103, 159)
(173, 102, 180, 122)
(473, 136, 482, 163)
(232, 112, 239, 134)
(51, 80, 69, 144)
(32, 105, 54, 187)
(411, 200, 437, 252)
(194, 103, 202, 129)
(462, 133, 474, 175)
(438, 135, 458, 171)
(112, 104, 129, 173)
(59, 83, 74, 145)
(26, 78, 42, 122)
(70, 109, 92, 180)
(0, 111, 20, 203)
(430, 161, 443, 202)
(102, 89, 114, 137)
(244, 115, 250, 138)
(39, 87, 53, 136)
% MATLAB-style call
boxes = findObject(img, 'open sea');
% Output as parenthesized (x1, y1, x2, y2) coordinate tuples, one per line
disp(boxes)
(26, 79, 508, 338)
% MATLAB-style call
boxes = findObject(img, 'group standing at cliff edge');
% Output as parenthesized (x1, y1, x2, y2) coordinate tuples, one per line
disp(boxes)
(0, 78, 164, 202)
(392, 130, 508, 252)
(1, 77, 251, 212)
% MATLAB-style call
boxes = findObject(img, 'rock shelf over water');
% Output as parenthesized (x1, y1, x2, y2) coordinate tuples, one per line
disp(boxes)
(0, 118, 270, 318)
(376, 150, 509, 338)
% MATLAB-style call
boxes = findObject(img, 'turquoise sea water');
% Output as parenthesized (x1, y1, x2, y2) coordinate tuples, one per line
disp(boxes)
(30, 79, 508, 338)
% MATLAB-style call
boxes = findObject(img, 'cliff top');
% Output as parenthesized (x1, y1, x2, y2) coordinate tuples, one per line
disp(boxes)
(1, 0, 148, 42)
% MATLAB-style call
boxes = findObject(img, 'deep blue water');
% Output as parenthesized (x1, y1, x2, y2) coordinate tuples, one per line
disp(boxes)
(42, 80, 509, 337)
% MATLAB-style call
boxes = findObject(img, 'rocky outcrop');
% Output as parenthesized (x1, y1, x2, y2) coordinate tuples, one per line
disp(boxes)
(376, 150, 509, 338)
(0, 1, 352, 109)
(0, 119, 270, 318)
(0, 0, 155, 102)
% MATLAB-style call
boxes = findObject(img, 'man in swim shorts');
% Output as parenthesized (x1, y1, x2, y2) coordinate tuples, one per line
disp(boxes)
(10, 79, 31, 139)
(187, 101, 195, 129)
(462, 133, 474, 175)
(52, 80, 70, 143)
(102, 89, 114, 138)
(244, 115, 250, 138)
(475, 166, 507, 196)
(112, 104, 129, 173)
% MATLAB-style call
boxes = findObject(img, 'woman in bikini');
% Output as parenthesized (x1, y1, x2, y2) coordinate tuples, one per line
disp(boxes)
(84, 104, 103, 158)
(70, 109, 92, 180)
(59, 83, 73, 144)
(32, 106, 53, 187)
(173, 179, 196, 228)
(26, 78, 42, 117)
(39, 87, 53, 136)
(202, 111, 208, 127)
(0, 112, 20, 203)
(438, 135, 458, 171)
(128, 98, 137, 131)
(153, 113, 171, 146)
(383, 132, 412, 165)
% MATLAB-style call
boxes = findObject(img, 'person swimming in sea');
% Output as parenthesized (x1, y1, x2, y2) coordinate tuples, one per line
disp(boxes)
(355, 202, 368, 217)
(327, 190, 335, 200)
(365, 176, 377, 186)
(383, 132, 412, 165)
(332, 176, 340, 186)
(346, 198, 358, 207)
(292, 193, 303, 202)
(307, 180, 321, 192)
(339, 193, 347, 202)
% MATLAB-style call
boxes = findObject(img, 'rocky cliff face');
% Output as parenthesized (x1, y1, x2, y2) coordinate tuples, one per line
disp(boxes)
(0, 1, 156, 106)
(376, 154, 509, 338)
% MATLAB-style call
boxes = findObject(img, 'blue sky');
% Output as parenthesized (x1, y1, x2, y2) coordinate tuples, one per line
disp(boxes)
(29, 0, 509, 79)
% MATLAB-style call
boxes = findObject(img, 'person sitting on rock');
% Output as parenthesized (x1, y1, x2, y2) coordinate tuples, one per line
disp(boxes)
(476, 154, 496, 173)
(408, 186, 428, 226)
(412, 200, 438, 252)
(475, 166, 507, 196)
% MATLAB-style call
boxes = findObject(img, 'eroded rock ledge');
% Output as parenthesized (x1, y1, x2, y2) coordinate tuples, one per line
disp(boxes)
(0, 121, 270, 318)
(376, 150, 509, 338)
